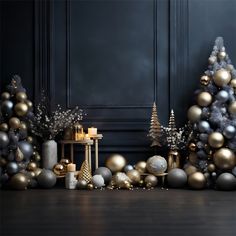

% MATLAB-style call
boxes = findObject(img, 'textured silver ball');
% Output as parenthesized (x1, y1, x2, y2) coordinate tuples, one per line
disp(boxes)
(146, 155, 167, 175)
(198, 121, 210, 133)
(216, 90, 229, 102)
(92, 175, 105, 188)
(124, 165, 134, 173)
(223, 125, 236, 139)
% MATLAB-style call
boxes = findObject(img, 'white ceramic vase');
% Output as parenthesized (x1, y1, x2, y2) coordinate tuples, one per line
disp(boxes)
(42, 140, 58, 169)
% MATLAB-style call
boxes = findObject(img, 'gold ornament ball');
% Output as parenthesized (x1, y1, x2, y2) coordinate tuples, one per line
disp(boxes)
(16, 92, 27, 102)
(189, 152, 198, 165)
(28, 171, 36, 178)
(184, 165, 197, 176)
(33, 168, 42, 177)
(25, 100, 33, 109)
(197, 92, 212, 107)
(10, 173, 28, 190)
(188, 142, 196, 152)
(135, 161, 147, 173)
(213, 148, 235, 170)
(139, 179, 144, 187)
(229, 101, 236, 115)
(200, 75, 211, 86)
(19, 122, 27, 130)
(230, 79, 236, 93)
(187, 105, 202, 123)
(144, 174, 158, 187)
(60, 159, 71, 166)
(14, 102, 28, 117)
(27, 136, 33, 144)
(208, 56, 217, 64)
(1, 92, 10, 100)
(188, 172, 206, 190)
(207, 163, 216, 172)
(87, 183, 94, 190)
(218, 51, 226, 60)
(213, 69, 231, 87)
(0, 157, 7, 167)
(208, 132, 224, 148)
(9, 117, 21, 129)
(124, 180, 131, 189)
(105, 154, 127, 173)
(0, 123, 9, 132)
(27, 162, 38, 171)
(53, 163, 65, 176)
(127, 170, 141, 185)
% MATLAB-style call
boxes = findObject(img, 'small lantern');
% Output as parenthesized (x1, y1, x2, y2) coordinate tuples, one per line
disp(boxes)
(74, 123, 84, 141)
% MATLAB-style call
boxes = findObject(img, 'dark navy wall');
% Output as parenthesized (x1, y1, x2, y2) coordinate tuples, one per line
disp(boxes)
(1, 0, 236, 164)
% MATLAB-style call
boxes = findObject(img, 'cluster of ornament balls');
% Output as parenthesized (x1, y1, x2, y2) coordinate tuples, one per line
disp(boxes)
(186, 46, 236, 191)
(74, 154, 188, 191)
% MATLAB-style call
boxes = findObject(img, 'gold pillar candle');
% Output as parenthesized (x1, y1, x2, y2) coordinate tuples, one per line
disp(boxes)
(88, 127, 97, 136)
(67, 163, 76, 172)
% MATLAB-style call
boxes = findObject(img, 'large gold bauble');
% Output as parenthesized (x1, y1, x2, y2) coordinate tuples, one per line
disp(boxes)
(197, 92, 212, 107)
(218, 51, 226, 60)
(105, 154, 126, 173)
(188, 172, 206, 189)
(53, 163, 66, 176)
(1, 92, 10, 100)
(184, 165, 197, 176)
(10, 173, 28, 190)
(134, 161, 147, 173)
(187, 105, 202, 123)
(27, 162, 37, 171)
(9, 117, 21, 129)
(200, 75, 211, 86)
(126, 170, 141, 185)
(16, 92, 27, 102)
(213, 69, 231, 87)
(14, 102, 28, 117)
(207, 163, 216, 172)
(230, 79, 236, 93)
(208, 132, 224, 148)
(229, 101, 236, 115)
(0, 123, 9, 132)
(213, 148, 235, 170)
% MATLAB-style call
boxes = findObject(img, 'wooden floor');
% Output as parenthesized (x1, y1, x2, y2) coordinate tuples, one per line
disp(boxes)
(0, 188, 236, 236)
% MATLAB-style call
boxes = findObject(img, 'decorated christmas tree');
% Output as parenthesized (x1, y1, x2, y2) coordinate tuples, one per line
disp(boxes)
(148, 102, 162, 147)
(0, 75, 41, 190)
(187, 37, 236, 189)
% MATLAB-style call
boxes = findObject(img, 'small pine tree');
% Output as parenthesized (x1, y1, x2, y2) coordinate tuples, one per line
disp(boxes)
(167, 109, 178, 150)
(148, 102, 162, 147)
(78, 160, 92, 183)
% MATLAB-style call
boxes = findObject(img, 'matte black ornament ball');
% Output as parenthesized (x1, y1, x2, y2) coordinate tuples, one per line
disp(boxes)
(37, 169, 57, 189)
(94, 167, 112, 184)
(167, 168, 187, 188)
(216, 173, 236, 191)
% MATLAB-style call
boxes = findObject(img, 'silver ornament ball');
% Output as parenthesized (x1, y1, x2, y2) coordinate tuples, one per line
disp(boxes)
(146, 155, 167, 175)
(216, 90, 229, 103)
(223, 125, 236, 139)
(92, 175, 105, 188)
(124, 165, 134, 173)
(198, 121, 210, 133)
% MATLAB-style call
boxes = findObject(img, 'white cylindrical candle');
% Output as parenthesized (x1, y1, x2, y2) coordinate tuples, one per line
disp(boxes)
(88, 127, 97, 136)
(65, 172, 77, 189)
(67, 163, 76, 172)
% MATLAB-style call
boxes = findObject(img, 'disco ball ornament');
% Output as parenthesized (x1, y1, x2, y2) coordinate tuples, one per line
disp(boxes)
(37, 169, 57, 189)
(146, 155, 167, 175)
(92, 175, 105, 188)
(216, 173, 236, 191)
(124, 165, 134, 173)
(213, 69, 231, 86)
(216, 90, 229, 102)
(0, 131, 9, 149)
(94, 167, 112, 184)
(223, 125, 236, 139)
(10, 173, 28, 190)
(105, 154, 127, 173)
(167, 168, 187, 188)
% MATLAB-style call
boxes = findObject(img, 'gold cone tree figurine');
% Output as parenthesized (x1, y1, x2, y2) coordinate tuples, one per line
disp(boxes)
(78, 160, 92, 183)
(148, 102, 162, 147)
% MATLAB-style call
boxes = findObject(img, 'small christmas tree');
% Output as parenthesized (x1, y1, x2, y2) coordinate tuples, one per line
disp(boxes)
(187, 37, 236, 187)
(167, 110, 178, 150)
(78, 160, 92, 183)
(0, 75, 40, 190)
(148, 102, 162, 147)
